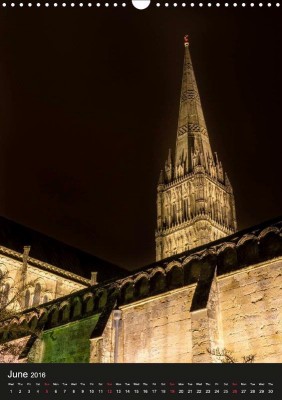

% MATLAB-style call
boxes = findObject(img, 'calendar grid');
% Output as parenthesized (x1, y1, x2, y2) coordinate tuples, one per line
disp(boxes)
(1, 363, 280, 399)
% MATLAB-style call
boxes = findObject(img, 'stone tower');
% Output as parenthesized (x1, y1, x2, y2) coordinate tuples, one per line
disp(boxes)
(156, 36, 237, 261)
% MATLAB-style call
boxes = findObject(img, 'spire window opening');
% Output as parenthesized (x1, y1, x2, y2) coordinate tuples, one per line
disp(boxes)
(173, 204, 177, 224)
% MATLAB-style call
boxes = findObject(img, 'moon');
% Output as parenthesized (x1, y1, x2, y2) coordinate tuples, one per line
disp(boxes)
(132, 0, 151, 10)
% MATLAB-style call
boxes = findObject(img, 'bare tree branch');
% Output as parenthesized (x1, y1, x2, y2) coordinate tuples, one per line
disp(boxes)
(208, 347, 255, 363)
(0, 271, 41, 362)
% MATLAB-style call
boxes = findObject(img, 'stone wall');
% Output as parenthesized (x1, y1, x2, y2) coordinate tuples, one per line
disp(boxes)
(112, 286, 195, 363)
(218, 258, 282, 362)
(93, 258, 282, 363)
(1, 219, 281, 364)
(34, 314, 100, 363)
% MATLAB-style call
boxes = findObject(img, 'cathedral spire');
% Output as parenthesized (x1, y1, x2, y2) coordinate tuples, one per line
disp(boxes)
(155, 37, 237, 261)
(175, 35, 213, 178)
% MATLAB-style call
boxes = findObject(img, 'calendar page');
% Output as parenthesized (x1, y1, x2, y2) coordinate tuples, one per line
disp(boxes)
(0, 1, 281, 399)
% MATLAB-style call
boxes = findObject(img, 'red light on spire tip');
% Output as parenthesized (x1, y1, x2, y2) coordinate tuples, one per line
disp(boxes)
(184, 35, 189, 47)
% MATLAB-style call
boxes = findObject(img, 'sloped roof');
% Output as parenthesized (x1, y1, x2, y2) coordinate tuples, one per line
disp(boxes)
(136, 215, 282, 273)
(0, 215, 281, 351)
(0, 216, 127, 282)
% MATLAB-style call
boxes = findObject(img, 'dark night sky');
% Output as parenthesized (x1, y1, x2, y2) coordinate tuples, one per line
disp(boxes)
(0, 5, 281, 271)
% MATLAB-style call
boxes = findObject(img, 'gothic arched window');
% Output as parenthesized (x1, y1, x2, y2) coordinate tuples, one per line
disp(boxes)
(43, 294, 49, 304)
(25, 290, 30, 308)
(32, 283, 41, 306)
(1, 283, 10, 307)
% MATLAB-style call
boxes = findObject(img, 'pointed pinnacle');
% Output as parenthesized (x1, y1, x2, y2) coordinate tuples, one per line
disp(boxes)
(184, 35, 189, 47)
(158, 170, 164, 184)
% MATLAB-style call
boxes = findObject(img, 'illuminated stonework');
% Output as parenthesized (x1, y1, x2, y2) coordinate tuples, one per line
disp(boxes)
(1, 218, 281, 363)
(0, 246, 87, 312)
(0, 217, 126, 314)
(156, 41, 237, 261)
(0, 41, 281, 365)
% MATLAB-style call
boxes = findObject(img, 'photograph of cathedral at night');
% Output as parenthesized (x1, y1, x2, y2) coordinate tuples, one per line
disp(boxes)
(0, 9, 281, 364)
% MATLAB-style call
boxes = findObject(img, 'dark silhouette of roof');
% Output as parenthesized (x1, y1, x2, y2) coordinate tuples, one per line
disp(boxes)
(0, 216, 127, 282)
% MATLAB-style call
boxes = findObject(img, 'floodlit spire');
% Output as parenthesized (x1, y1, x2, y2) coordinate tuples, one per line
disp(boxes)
(155, 36, 237, 261)
(175, 35, 213, 176)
